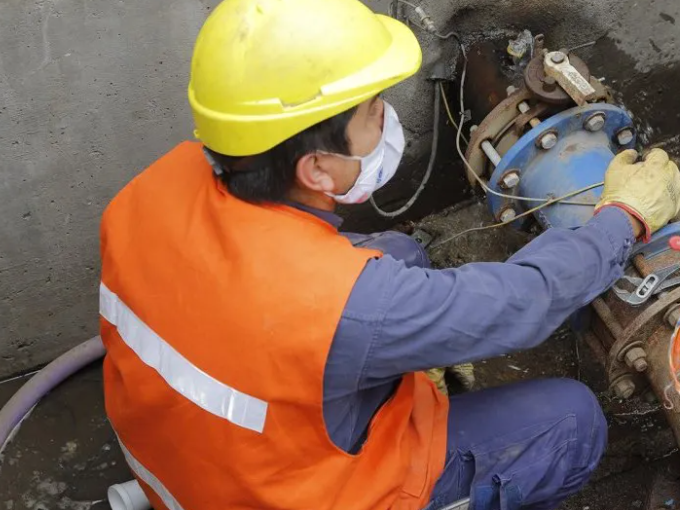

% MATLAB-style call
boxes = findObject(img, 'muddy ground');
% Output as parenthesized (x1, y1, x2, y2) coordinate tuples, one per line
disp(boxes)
(1, 202, 680, 509)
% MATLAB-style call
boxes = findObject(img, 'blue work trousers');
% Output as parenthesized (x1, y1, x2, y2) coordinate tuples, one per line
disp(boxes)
(425, 378, 607, 510)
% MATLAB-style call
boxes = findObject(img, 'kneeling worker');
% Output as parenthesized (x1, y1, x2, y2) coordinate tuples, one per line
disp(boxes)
(99, 0, 680, 509)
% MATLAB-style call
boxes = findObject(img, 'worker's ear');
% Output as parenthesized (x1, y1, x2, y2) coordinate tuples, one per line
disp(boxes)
(295, 152, 349, 194)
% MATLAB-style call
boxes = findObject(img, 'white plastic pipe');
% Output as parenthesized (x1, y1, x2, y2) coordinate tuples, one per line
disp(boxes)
(108, 480, 151, 510)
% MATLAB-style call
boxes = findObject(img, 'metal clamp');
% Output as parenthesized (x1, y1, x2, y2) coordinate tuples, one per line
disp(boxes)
(544, 51, 597, 106)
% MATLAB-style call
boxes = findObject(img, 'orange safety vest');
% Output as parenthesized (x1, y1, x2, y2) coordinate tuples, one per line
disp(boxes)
(100, 141, 449, 510)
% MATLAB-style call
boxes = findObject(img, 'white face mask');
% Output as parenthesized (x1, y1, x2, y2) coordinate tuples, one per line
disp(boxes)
(325, 101, 405, 205)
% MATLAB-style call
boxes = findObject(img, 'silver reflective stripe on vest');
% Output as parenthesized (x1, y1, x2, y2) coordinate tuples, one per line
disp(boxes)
(100, 282, 268, 433)
(118, 438, 185, 510)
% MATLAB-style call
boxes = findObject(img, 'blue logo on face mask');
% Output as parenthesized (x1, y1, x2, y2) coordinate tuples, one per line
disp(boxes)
(377, 167, 384, 184)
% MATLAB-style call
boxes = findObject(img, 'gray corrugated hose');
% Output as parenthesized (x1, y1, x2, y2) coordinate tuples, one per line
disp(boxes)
(0, 336, 106, 454)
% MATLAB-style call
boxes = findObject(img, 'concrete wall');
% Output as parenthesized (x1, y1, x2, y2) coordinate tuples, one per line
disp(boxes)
(2, 0, 680, 377)
(0, 0, 221, 376)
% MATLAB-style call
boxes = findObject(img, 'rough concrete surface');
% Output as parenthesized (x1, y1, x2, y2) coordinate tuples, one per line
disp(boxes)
(0, 0, 220, 377)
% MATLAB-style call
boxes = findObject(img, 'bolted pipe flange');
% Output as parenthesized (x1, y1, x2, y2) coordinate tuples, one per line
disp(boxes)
(536, 130, 558, 150)
(499, 170, 521, 189)
(612, 376, 636, 399)
(623, 346, 648, 372)
(584, 112, 606, 132)
(616, 127, 635, 146)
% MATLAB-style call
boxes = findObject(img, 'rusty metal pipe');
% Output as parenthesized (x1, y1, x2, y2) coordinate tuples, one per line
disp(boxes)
(581, 331, 608, 366)
(591, 297, 624, 339)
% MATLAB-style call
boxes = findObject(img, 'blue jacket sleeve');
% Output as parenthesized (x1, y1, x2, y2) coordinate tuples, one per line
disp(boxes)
(340, 207, 634, 386)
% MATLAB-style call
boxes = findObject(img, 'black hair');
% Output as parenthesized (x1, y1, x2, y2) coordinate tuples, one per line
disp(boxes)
(205, 107, 358, 204)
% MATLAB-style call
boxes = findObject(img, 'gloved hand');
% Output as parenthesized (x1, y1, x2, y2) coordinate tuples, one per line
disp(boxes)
(449, 364, 475, 391)
(426, 364, 476, 396)
(596, 149, 680, 241)
(426, 368, 448, 395)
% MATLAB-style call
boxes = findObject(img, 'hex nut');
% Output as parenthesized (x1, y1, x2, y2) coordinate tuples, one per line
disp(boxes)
(624, 347, 648, 372)
(584, 113, 606, 132)
(500, 208, 517, 223)
(501, 171, 520, 189)
(664, 304, 680, 327)
(617, 128, 635, 146)
(542, 76, 557, 92)
(539, 132, 558, 150)
(613, 378, 636, 399)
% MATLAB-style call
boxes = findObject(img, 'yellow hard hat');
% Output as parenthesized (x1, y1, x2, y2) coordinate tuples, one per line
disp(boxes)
(188, 0, 422, 156)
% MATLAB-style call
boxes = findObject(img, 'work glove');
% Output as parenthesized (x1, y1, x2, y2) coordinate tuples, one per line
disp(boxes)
(449, 363, 475, 391)
(426, 368, 448, 395)
(595, 149, 680, 241)
(426, 364, 475, 396)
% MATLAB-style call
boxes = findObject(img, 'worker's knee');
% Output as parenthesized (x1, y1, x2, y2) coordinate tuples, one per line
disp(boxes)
(551, 378, 607, 476)
(433, 379, 607, 510)
(506, 379, 607, 509)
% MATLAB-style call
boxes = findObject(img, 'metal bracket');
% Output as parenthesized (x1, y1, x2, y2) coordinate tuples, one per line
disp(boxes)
(544, 51, 597, 106)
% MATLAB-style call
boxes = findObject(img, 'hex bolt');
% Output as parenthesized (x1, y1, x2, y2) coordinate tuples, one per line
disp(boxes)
(624, 347, 648, 372)
(539, 132, 558, 150)
(617, 128, 635, 146)
(542, 76, 557, 92)
(481, 140, 502, 167)
(500, 208, 517, 223)
(501, 171, 520, 189)
(551, 51, 567, 64)
(584, 113, 606, 132)
(613, 377, 636, 399)
(518, 101, 541, 128)
(665, 304, 680, 327)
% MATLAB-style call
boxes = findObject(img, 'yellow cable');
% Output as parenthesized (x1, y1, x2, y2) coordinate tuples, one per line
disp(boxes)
(430, 181, 604, 249)
(439, 83, 468, 145)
